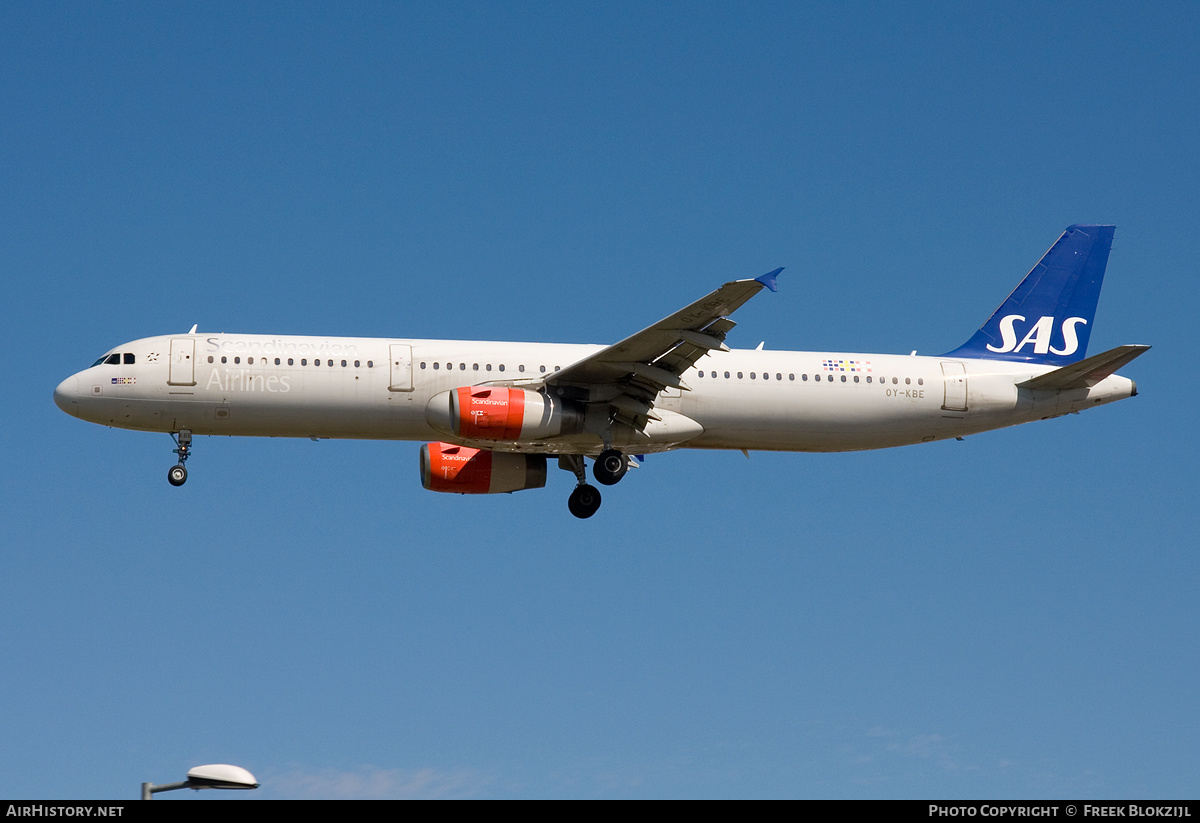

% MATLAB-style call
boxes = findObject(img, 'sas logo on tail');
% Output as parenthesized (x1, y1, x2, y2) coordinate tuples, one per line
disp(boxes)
(987, 315, 1087, 356)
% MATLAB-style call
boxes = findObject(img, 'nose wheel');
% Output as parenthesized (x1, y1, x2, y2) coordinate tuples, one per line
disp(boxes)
(168, 430, 192, 487)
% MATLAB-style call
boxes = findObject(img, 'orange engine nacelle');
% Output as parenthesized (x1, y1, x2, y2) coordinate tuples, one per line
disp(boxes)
(425, 387, 583, 441)
(419, 442, 547, 494)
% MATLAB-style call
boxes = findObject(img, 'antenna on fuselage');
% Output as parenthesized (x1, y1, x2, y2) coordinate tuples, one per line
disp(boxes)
(188, 324, 198, 334)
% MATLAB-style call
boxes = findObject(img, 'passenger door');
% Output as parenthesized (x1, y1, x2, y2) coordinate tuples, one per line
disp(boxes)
(168, 338, 196, 386)
(940, 362, 967, 412)
(389, 344, 414, 391)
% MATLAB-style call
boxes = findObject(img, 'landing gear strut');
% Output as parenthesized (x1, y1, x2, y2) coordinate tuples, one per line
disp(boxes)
(168, 430, 192, 487)
(559, 454, 602, 519)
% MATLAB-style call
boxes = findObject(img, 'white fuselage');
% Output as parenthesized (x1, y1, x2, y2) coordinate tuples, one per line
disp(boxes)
(53, 332, 1137, 455)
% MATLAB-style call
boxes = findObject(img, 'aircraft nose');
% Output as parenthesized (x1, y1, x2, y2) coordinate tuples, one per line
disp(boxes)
(53, 375, 79, 415)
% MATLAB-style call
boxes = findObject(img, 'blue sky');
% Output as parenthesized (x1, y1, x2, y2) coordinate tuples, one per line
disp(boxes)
(3, 1, 1198, 799)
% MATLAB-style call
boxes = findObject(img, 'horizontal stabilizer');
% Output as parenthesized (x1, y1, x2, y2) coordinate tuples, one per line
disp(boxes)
(1017, 345, 1150, 391)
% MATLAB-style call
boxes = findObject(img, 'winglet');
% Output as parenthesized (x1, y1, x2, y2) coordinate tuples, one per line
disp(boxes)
(755, 267, 783, 293)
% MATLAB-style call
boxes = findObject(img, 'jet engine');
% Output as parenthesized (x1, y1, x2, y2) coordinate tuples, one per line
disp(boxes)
(419, 442, 547, 494)
(425, 387, 583, 441)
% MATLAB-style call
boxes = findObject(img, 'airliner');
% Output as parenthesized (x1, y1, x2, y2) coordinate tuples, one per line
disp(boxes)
(54, 225, 1147, 518)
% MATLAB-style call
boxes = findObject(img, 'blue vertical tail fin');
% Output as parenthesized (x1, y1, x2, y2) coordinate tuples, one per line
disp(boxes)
(941, 224, 1115, 365)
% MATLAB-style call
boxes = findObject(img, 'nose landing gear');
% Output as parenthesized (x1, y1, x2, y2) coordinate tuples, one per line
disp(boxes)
(167, 429, 192, 487)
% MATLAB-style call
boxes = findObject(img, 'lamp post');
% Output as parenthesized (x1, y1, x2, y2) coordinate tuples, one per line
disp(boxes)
(141, 764, 259, 799)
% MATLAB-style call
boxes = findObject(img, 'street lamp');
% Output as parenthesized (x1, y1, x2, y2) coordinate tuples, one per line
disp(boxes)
(141, 764, 259, 799)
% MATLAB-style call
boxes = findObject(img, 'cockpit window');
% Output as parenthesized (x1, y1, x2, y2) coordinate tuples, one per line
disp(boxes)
(92, 352, 134, 367)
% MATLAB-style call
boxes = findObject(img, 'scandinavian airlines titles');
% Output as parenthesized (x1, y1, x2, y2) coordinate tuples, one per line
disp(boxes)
(986, 315, 1087, 356)
(206, 369, 292, 393)
(205, 337, 359, 358)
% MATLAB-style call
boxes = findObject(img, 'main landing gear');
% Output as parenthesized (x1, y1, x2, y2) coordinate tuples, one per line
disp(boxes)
(167, 429, 192, 487)
(560, 449, 629, 519)
(592, 448, 628, 486)
(568, 484, 602, 519)
(560, 454, 600, 518)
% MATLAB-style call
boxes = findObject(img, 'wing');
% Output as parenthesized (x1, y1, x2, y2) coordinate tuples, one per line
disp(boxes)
(541, 268, 782, 432)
